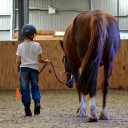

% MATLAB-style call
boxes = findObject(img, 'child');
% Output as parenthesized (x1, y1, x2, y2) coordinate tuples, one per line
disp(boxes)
(16, 24, 50, 116)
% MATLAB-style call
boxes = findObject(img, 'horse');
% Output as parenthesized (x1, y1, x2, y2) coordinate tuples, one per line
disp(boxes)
(60, 10, 120, 122)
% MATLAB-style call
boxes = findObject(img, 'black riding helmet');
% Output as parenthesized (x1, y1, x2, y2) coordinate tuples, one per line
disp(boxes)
(21, 24, 36, 40)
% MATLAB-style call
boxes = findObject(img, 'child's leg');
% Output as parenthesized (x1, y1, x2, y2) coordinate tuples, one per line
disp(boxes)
(20, 67, 32, 116)
(30, 69, 41, 100)
(30, 69, 41, 115)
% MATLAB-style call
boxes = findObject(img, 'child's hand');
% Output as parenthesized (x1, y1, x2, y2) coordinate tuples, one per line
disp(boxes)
(44, 59, 50, 65)
(17, 65, 20, 72)
(17, 63, 21, 72)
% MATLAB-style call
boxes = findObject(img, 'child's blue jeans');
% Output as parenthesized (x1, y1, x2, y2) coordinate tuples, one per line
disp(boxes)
(20, 67, 41, 108)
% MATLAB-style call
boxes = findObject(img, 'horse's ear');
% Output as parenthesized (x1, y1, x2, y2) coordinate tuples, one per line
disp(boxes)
(60, 40, 63, 48)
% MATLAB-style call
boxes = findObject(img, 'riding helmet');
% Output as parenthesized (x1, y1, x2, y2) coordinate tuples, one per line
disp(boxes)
(21, 24, 36, 36)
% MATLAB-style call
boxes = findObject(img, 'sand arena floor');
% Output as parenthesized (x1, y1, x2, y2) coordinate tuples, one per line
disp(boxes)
(0, 89, 128, 128)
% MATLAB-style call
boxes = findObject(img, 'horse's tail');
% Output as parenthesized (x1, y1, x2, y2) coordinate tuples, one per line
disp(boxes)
(78, 14, 108, 96)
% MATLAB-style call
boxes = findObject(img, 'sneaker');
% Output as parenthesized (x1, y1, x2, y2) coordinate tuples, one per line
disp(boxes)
(25, 107, 32, 116)
(34, 99, 41, 115)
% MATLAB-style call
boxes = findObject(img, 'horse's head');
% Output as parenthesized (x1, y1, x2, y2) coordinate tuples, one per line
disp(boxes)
(62, 55, 75, 88)
(60, 41, 75, 88)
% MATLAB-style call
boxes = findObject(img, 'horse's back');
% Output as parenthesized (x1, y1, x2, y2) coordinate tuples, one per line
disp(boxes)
(63, 10, 120, 65)
(73, 10, 119, 44)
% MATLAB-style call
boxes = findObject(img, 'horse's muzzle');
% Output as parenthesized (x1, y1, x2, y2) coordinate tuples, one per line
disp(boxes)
(66, 81, 74, 88)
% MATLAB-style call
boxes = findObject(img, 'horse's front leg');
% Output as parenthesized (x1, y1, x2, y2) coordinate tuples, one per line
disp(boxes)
(67, 62, 86, 117)
(76, 93, 86, 117)
(71, 65, 86, 117)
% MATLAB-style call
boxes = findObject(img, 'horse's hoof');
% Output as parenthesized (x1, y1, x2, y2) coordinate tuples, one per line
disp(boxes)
(77, 111, 87, 117)
(78, 111, 87, 117)
(88, 118, 98, 122)
(77, 108, 87, 117)
(99, 112, 108, 120)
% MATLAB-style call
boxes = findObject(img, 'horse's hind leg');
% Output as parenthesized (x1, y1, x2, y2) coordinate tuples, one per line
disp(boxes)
(88, 95, 97, 122)
(71, 65, 86, 117)
(99, 60, 113, 120)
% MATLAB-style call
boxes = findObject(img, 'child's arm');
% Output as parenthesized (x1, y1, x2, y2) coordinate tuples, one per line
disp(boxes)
(38, 54, 50, 65)
(16, 56, 21, 72)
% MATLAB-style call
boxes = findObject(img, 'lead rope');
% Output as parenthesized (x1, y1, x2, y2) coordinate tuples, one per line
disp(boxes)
(39, 62, 73, 84)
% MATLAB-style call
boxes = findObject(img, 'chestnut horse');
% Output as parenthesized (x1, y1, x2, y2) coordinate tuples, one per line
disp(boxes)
(61, 10, 120, 122)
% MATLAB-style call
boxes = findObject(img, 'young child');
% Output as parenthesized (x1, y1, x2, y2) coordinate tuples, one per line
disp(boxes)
(16, 24, 50, 116)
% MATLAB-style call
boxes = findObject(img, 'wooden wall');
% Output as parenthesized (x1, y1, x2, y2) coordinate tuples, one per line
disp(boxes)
(0, 40, 128, 90)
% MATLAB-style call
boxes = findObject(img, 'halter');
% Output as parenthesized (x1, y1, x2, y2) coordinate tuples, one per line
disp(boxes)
(62, 55, 73, 76)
